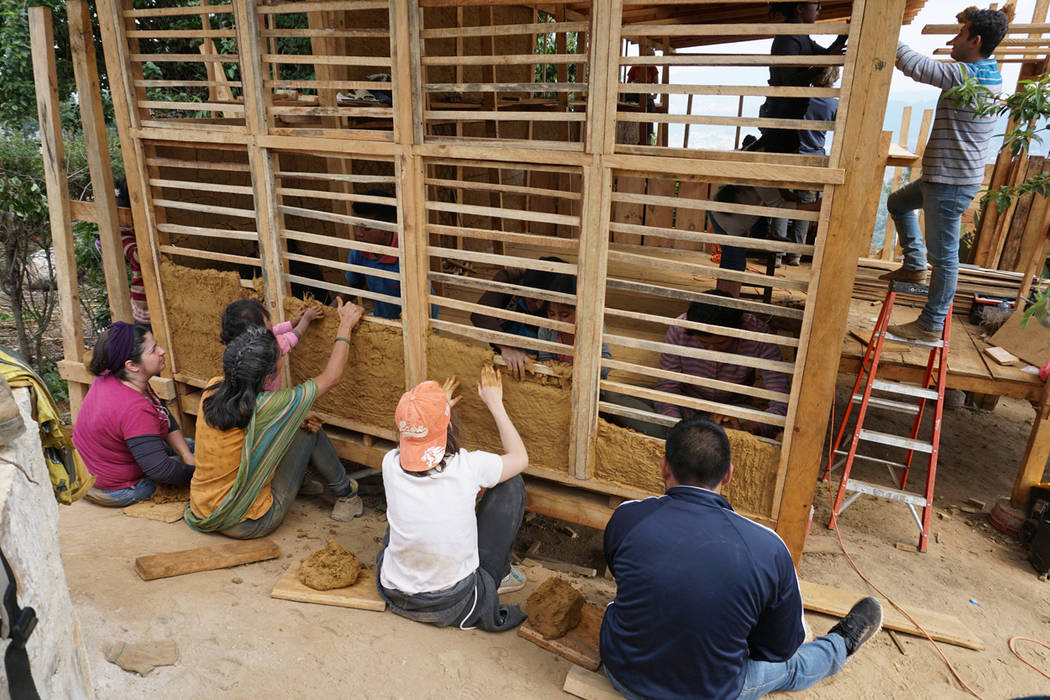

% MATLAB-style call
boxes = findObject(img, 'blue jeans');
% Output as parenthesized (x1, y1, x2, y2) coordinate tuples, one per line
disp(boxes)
(887, 178, 981, 331)
(221, 429, 352, 539)
(85, 477, 157, 507)
(710, 215, 747, 271)
(605, 635, 847, 700)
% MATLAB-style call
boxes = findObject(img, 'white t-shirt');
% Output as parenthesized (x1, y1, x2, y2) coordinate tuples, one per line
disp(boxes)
(379, 447, 503, 595)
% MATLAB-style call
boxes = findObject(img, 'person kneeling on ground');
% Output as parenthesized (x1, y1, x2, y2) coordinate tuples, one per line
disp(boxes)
(655, 290, 788, 439)
(74, 322, 195, 506)
(377, 366, 529, 632)
(601, 417, 883, 699)
(186, 300, 366, 537)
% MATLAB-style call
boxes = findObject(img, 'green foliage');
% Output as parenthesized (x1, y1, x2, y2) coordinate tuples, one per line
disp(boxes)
(534, 11, 579, 92)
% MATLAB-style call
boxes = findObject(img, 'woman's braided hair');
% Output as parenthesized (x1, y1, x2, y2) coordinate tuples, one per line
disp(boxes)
(203, 326, 280, 430)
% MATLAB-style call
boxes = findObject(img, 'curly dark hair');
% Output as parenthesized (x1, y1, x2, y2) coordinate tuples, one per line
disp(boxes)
(220, 299, 271, 346)
(960, 7, 1010, 57)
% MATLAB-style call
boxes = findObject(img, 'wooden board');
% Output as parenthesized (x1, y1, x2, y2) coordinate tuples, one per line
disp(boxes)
(135, 539, 280, 581)
(518, 602, 603, 671)
(122, 501, 185, 523)
(990, 310, 1050, 368)
(984, 345, 1019, 366)
(800, 580, 983, 650)
(563, 664, 621, 700)
(270, 561, 386, 612)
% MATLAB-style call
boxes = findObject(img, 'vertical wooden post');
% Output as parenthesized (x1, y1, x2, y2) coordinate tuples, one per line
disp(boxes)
(29, 6, 87, 414)
(68, 0, 133, 324)
(394, 0, 427, 387)
(1012, 380, 1050, 509)
(775, 0, 908, 564)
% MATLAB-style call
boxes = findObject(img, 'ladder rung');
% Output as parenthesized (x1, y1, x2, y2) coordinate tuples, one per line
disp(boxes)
(859, 429, 934, 453)
(883, 330, 944, 349)
(844, 479, 929, 507)
(851, 394, 920, 415)
(833, 450, 910, 470)
(870, 379, 939, 401)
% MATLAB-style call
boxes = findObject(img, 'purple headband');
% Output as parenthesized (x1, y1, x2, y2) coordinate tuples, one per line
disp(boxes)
(103, 322, 137, 376)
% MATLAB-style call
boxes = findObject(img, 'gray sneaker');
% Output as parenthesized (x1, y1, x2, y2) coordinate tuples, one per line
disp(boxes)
(331, 494, 363, 522)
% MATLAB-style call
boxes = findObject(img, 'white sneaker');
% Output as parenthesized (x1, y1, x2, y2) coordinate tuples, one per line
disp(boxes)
(331, 495, 363, 522)
(497, 565, 526, 594)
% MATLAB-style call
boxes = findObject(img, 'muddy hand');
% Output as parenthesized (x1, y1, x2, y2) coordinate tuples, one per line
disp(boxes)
(336, 298, 365, 328)
(477, 364, 503, 407)
(302, 411, 323, 433)
(498, 346, 527, 381)
(441, 376, 461, 408)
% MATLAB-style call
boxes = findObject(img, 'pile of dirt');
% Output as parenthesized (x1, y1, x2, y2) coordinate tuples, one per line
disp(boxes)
(149, 484, 190, 504)
(298, 540, 362, 591)
(526, 576, 584, 639)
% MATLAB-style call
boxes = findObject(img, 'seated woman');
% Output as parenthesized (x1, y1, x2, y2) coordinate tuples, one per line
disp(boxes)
(186, 300, 365, 538)
(73, 322, 195, 506)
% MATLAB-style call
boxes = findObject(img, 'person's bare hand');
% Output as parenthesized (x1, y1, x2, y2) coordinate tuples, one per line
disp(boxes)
(498, 346, 527, 381)
(713, 414, 741, 431)
(301, 306, 323, 324)
(336, 298, 365, 329)
(441, 376, 461, 408)
(301, 411, 323, 433)
(477, 365, 503, 408)
(182, 453, 196, 467)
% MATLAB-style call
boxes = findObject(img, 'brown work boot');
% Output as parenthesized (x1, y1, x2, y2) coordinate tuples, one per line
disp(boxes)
(0, 375, 26, 446)
(877, 266, 928, 285)
(887, 320, 942, 342)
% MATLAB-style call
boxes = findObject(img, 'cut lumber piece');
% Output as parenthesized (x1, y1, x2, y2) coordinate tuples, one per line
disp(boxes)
(991, 310, 1050, 368)
(135, 539, 280, 581)
(984, 346, 1019, 366)
(563, 664, 621, 700)
(122, 501, 185, 523)
(519, 603, 603, 671)
(270, 562, 386, 612)
(800, 580, 983, 650)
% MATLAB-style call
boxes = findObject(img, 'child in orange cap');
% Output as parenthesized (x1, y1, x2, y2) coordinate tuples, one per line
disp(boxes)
(376, 365, 530, 632)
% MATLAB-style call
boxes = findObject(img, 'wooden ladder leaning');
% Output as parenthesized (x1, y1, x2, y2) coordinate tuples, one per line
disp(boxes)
(826, 280, 950, 552)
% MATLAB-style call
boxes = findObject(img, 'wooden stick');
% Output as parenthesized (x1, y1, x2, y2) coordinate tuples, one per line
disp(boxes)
(30, 5, 87, 414)
(135, 539, 280, 581)
(69, 0, 134, 323)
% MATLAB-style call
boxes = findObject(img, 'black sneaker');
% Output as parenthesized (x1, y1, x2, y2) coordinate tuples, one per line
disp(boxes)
(827, 597, 883, 656)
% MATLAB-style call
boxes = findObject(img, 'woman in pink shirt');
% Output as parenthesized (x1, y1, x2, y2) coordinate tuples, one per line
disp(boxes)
(73, 322, 195, 506)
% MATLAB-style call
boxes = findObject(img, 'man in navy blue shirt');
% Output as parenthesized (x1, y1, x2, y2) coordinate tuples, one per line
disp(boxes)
(600, 418, 883, 699)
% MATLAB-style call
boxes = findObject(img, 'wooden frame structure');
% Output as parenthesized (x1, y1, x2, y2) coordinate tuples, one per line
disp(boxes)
(41, 0, 942, 562)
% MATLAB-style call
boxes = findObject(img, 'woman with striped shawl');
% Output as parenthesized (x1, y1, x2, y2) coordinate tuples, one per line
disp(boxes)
(186, 300, 365, 538)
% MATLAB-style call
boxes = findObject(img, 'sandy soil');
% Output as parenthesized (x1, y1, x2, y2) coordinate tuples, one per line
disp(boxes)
(58, 382, 1050, 699)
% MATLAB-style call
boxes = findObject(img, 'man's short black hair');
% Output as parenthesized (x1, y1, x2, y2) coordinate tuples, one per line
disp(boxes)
(351, 189, 397, 223)
(962, 7, 1009, 57)
(665, 418, 732, 489)
(686, 290, 743, 331)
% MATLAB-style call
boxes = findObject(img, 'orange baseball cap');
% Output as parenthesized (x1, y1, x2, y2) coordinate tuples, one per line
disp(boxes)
(395, 380, 451, 472)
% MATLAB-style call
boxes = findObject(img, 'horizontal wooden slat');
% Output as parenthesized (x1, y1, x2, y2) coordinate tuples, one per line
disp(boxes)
(620, 83, 838, 98)
(160, 244, 259, 267)
(270, 105, 393, 117)
(426, 200, 579, 227)
(257, 0, 389, 13)
(430, 294, 574, 335)
(131, 53, 239, 63)
(424, 157, 582, 174)
(429, 319, 573, 357)
(152, 198, 255, 219)
(424, 176, 581, 201)
(618, 111, 835, 131)
(423, 54, 586, 66)
(260, 28, 390, 38)
(922, 22, 1050, 34)
(157, 223, 258, 241)
(147, 156, 250, 172)
(611, 190, 820, 222)
(608, 248, 808, 292)
(138, 100, 244, 113)
(429, 271, 575, 306)
(263, 53, 391, 67)
(281, 227, 399, 258)
(136, 79, 245, 88)
(608, 222, 812, 255)
(277, 204, 399, 233)
(149, 178, 253, 195)
(606, 277, 805, 320)
(621, 22, 849, 37)
(275, 170, 395, 184)
(622, 55, 845, 66)
(428, 223, 579, 250)
(125, 4, 232, 17)
(426, 81, 587, 93)
(604, 331, 795, 374)
(284, 251, 401, 282)
(426, 110, 586, 122)
(267, 79, 392, 90)
(601, 379, 786, 428)
(284, 273, 401, 307)
(276, 186, 395, 205)
(420, 21, 589, 39)
(602, 357, 790, 404)
(605, 153, 844, 185)
(127, 28, 237, 38)
(597, 399, 677, 428)
(429, 247, 577, 276)
(604, 306, 800, 347)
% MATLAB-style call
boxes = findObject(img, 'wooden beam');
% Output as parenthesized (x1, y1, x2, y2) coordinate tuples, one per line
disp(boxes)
(30, 6, 87, 415)
(135, 539, 281, 581)
(775, 0, 908, 565)
(1012, 380, 1050, 508)
(68, 0, 134, 324)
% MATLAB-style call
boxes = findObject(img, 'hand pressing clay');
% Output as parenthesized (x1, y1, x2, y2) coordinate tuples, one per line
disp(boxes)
(298, 539, 362, 591)
(526, 576, 585, 639)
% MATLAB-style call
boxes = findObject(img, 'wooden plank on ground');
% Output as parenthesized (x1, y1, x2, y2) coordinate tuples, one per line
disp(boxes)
(984, 345, 1019, 366)
(122, 501, 185, 523)
(135, 539, 280, 581)
(800, 580, 983, 650)
(518, 602, 603, 671)
(270, 562, 386, 612)
(563, 664, 621, 700)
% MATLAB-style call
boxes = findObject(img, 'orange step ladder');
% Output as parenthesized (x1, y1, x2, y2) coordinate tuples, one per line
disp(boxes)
(826, 280, 950, 552)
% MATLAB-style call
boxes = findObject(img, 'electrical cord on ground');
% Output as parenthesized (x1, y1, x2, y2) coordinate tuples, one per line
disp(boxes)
(1007, 637, 1050, 681)
(821, 390, 986, 699)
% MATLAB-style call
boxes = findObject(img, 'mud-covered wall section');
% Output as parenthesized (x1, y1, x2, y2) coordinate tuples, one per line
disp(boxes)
(159, 261, 263, 381)
(284, 299, 405, 431)
(594, 420, 780, 519)
(426, 333, 571, 475)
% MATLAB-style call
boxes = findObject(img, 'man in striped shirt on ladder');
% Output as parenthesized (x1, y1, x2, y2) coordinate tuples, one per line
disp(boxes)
(880, 6, 1009, 341)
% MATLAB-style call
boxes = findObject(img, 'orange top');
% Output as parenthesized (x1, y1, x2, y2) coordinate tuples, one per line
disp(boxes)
(188, 377, 273, 522)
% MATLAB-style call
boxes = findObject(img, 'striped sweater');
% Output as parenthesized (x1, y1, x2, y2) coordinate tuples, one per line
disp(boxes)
(655, 313, 789, 437)
(895, 43, 1002, 186)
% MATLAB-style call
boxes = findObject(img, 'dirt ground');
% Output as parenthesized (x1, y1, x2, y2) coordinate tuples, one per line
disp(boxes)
(57, 378, 1050, 699)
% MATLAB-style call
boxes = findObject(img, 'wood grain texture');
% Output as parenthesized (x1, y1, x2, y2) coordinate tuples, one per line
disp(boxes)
(135, 539, 280, 581)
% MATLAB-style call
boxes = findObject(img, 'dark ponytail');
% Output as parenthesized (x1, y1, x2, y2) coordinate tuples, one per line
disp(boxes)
(203, 326, 280, 430)
(88, 323, 151, 380)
